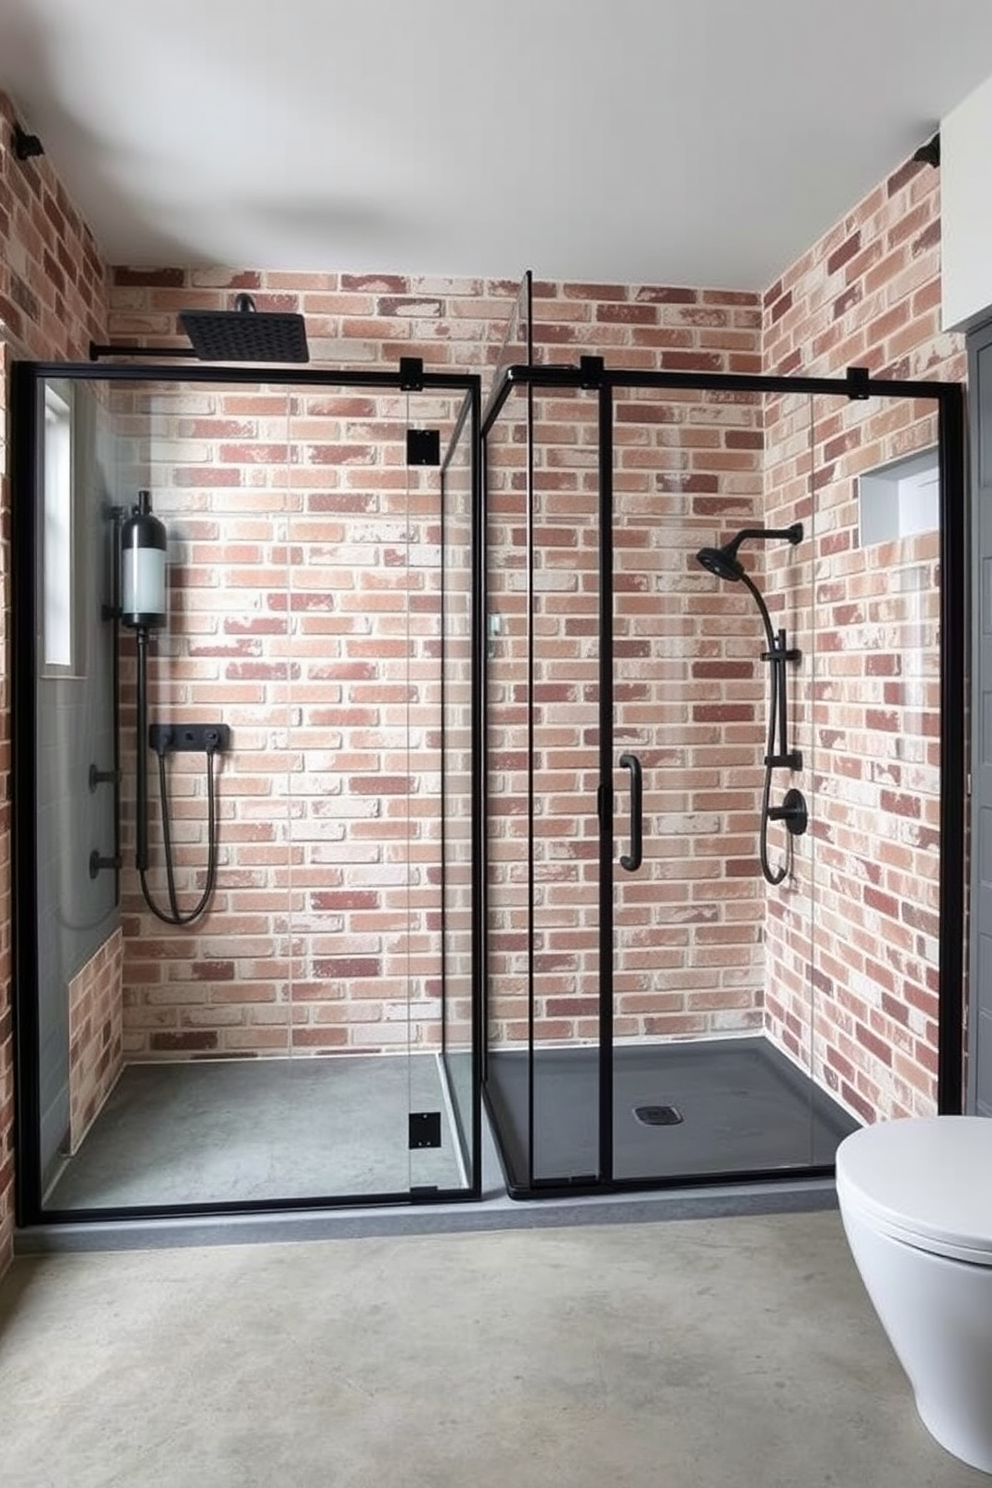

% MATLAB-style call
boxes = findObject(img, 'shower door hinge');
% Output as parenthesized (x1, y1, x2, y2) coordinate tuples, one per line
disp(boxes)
(409, 1111, 442, 1149)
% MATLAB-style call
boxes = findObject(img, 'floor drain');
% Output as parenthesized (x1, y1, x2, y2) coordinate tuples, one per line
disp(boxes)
(634, 1104, 683, 1127)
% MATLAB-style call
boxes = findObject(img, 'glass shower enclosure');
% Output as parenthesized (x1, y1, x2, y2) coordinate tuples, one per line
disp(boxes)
(12, 359, 482, 1222)
(482, 319, 966, 1195)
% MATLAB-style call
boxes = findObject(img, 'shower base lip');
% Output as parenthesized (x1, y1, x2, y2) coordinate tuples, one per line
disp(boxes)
(13, 1171, 838, 1257)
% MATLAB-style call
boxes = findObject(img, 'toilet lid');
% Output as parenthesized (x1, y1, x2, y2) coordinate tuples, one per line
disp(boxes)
(836, 1116, 992, 1264)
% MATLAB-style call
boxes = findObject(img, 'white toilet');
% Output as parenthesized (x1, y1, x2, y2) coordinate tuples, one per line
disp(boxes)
(835, 1116, 992, 1474)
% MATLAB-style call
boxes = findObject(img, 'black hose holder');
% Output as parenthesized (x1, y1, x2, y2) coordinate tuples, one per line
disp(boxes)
(767, 788, 808, 836)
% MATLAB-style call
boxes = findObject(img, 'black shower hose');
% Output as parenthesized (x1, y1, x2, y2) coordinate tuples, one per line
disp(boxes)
(139, 745, 220, 926)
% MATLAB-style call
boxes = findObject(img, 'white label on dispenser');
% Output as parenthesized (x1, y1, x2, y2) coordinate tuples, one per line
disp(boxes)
(122, 548, 166, 618)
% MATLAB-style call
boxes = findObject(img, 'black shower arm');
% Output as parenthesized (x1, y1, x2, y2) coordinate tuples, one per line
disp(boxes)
(730, 526, 801, 547)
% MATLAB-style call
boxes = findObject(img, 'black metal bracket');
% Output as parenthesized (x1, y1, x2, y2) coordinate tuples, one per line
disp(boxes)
(406, 428, 440, 466)
(846, 366, 871, 401)
(89, 341, 194, 362)
(579, 355, 606, 389)
(88, 850, 121, 880)
(913, 133, 940, 170)
(88, 764, 121, 792)
(149, 722, 231, 755)
(763, 630, 803, 775)
(765, 751, 803, 772)
(409, 1111, 442, 1149)
(399, 356, 425, 391)
(12, 123, 43, 161)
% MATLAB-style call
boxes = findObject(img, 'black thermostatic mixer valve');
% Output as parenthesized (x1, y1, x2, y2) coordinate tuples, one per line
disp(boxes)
(148, 723, 231, 755)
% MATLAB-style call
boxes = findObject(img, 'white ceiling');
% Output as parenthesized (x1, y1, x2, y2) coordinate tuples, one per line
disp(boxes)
(3, 0, 992, 291)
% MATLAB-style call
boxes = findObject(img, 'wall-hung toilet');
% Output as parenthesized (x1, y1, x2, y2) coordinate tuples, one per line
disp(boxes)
(836, 1116, 992, 1474)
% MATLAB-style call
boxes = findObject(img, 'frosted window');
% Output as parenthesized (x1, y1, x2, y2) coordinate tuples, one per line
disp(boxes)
(43, 384, 75, 672)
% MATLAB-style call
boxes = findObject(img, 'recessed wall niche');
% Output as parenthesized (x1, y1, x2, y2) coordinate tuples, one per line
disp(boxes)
(858, 446, 939, 547)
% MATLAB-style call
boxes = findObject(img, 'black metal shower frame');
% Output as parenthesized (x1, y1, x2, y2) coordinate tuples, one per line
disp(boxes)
(480, 358, 967, 1198)
(10, 358, 484, 1227)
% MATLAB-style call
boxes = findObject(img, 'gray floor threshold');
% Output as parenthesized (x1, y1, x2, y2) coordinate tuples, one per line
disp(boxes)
(15, 1121, 838, 1256)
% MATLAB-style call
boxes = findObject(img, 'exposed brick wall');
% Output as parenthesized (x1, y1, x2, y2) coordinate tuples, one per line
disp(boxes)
(68, 929, 124, 1149)
(762, 160, 964, 1122)
(112, 380, 461, 1059)
(485, 382, 770, 1048)
(111, 239, 960, 1119)
(110, 275, 765, 1056)
(0, 88, 110, 1278)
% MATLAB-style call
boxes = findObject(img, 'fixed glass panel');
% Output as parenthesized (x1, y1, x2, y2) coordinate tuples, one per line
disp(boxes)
(402, 389, 464, 1194)
(484, 381, 534, 1188)
(485, 378, 603, 1189)
(809, 393, 943, 1132)
(440, 391, 477, 1188)
(530, 384, 601, 1184)
(27, 371, 478, 1214)
(34, 376, 117, 1195)
(484, 271, 532, 422)
(37, 376, 297, 1212)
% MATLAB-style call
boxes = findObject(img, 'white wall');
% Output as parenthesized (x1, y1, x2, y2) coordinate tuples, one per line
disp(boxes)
(942, 70, 992, 332)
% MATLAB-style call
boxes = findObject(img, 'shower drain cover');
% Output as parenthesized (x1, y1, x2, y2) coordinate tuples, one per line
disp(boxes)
(634, 1104, 683, 1127)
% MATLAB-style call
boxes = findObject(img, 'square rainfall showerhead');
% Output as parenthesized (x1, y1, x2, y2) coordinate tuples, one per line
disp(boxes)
(179, 307, 310, 363)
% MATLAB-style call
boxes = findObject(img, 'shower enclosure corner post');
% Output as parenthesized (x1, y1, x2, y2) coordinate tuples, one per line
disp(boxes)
(526, 373, 536, 1189)
(597, 378, 615, 1185)
(937, 381, 967, 1113)
(8, 359, 44, 1224)
(470, 376, 486, 1193)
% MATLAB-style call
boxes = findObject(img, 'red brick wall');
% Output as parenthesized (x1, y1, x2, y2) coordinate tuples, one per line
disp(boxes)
(0, 89, 110, 1278)
(109, 275, 765, 1057)
(68, 930, 124, 1149)
(485, 380, 771, 1049)
(111, 236, 961, 1120)
(763, 159, 963, 1121)
(111, 377, 462, 1059)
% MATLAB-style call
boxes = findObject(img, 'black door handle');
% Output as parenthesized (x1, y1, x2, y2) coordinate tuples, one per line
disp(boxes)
(619, 753, 642, 871)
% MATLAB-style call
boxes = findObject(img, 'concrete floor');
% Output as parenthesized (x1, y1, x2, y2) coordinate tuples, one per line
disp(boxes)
(47, 1055, 463, 1210)
(0, 1210, 986, 1487)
